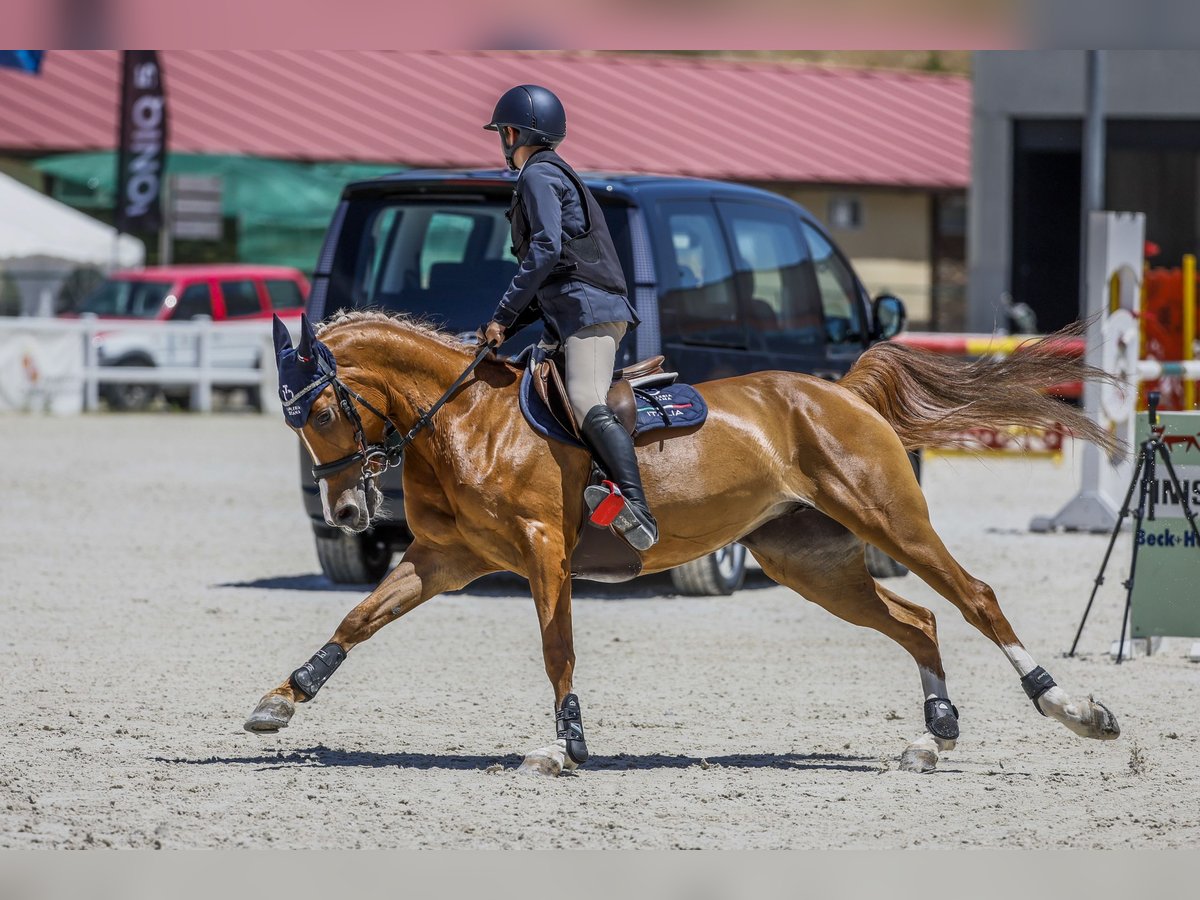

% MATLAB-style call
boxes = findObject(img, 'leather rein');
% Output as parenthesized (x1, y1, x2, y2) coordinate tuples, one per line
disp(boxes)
(299, 340, 497, 484)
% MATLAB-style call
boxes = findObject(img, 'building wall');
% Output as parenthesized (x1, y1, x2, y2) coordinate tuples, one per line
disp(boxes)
(759, 184, 937, 326)
(970, 50, 1200, 332)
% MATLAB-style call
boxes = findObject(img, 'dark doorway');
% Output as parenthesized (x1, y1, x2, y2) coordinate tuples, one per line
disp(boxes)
(1010, 118, 1200, 332)
(1011, 122, 1081, 332)
(1107, 146, 1199, 266)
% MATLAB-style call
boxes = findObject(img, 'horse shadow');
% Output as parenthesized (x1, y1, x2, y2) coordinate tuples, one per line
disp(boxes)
(155, 745, 881, 774)
(218, 570, 778, 599)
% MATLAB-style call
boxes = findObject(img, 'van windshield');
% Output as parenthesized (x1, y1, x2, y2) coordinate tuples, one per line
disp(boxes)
(330, 200, 521, 337)
(80, 280, 172, 318)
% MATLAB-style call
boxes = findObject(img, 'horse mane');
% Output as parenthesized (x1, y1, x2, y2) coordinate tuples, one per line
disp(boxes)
(315, 309, 469, 349)
(320, 309, 521, 366)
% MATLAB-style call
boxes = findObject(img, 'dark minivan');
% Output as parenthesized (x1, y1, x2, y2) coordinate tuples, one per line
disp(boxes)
(300, 169, 907, 592)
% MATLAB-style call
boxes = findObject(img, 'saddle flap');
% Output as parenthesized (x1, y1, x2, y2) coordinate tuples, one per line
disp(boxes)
(534, 353, 637, 439)
(534, 358, 580, 437)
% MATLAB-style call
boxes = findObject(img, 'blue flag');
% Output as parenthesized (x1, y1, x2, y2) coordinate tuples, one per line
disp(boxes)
(0, 51, 45, 74)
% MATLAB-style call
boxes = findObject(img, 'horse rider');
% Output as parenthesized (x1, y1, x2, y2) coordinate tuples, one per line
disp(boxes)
(476, 84, 658, 551)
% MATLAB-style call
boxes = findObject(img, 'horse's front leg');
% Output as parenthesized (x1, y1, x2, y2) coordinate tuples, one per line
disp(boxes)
(244, 540, 489, 733)
(517, 545, 586, 776)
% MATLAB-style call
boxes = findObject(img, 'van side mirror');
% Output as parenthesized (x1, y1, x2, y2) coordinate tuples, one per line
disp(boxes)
(872, 294, 906, 341)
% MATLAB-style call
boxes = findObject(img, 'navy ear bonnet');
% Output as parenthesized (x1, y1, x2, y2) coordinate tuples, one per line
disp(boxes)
(273, 314, 338, 427)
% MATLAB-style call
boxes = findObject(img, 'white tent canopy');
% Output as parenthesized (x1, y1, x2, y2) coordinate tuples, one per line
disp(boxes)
(0, 171, 143, 267)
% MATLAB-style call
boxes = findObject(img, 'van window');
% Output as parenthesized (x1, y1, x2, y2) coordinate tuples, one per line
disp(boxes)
(658, 201, 743, 347)
(171, 283, 213, 320)
(799, 222, 864, 344)
(419, 213, 475, 288)
(333, 200, 518, 335)
(718, 202, 822, 350)
(265, 279, 305, 310)
(221, 280, 262, 318)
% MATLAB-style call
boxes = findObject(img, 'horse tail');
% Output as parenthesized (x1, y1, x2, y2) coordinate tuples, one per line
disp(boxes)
(837, 323, 1123, 456)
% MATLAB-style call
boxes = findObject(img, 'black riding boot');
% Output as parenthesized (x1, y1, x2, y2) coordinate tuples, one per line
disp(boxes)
(580, 404, 659, 550)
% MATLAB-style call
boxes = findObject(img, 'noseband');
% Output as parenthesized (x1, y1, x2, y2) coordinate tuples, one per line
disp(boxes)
(299, 341, 496, 485)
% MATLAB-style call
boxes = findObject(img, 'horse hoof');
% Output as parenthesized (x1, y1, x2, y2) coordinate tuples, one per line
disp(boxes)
(518, 742, 568, 776)
(518, 754, 563, 777)
(899, 748, 938, 773)
(244, 695, 295, 733)
(1088, 698, 1120, 740)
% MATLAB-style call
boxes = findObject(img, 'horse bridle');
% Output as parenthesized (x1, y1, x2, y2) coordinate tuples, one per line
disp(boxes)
(298, 341, 497, 485)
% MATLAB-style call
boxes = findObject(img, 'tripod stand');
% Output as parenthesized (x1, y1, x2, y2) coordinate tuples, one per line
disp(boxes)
(1069, 391, 1200, 663)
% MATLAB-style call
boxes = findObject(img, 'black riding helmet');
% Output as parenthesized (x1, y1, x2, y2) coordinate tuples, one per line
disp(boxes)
(484, 84, 566, 171)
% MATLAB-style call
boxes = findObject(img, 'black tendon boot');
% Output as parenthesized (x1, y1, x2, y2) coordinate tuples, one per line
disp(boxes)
(580, 404, 659, 550)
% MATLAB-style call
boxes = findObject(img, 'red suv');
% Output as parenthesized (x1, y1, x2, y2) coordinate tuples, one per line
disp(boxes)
(74, 264, 310, 410)
(76, 264, 309, 323)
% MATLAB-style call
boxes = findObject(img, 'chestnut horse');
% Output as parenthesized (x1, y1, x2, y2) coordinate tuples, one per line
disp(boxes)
(245, 311, 1121, 774)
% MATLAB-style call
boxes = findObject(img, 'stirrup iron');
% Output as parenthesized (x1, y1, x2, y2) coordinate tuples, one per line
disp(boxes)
(585, 482, 657, 550)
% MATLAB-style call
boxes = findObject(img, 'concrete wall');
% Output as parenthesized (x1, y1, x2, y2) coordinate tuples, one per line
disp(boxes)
(970, 50, 1200, 332)
(766, 184, 936, 326)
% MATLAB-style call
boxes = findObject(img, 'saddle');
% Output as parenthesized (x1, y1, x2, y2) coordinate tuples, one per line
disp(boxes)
(530, 352, 676, 440)
(515, 345, 708, 584)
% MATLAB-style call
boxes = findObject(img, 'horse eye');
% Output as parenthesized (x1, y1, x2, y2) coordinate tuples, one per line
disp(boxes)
(315, 409, 334, 427)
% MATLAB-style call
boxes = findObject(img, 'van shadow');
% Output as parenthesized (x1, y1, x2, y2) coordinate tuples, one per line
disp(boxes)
(218, 571, 778, 599)
(156, 745, 879, 774)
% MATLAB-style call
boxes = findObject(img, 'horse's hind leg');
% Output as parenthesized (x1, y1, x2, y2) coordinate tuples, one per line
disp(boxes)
(244, 541, 490, 733)
(816, 440, 1120, 743)
(742, 511, 959, 773)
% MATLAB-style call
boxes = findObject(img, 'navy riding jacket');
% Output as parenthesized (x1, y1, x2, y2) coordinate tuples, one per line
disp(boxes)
(492, 156, 637, 342)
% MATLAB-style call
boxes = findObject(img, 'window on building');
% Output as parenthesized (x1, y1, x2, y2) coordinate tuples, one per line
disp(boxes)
(658, 201, 743, 347)
(717, 201, 823, 350)
(937, 193, 967, 237)
(221, 280, 262, 318)
(171, 283, 213, 320)
(800, 222, 864, 345)
(828, 195, 863, 231)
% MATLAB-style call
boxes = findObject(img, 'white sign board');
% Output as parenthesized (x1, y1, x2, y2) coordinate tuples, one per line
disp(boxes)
(0, 326, 84, 414)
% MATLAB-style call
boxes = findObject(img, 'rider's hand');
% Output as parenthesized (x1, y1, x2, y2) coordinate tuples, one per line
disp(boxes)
(477, 320, 507, 349)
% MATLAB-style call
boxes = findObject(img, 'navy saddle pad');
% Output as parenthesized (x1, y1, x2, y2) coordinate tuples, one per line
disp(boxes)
(516, 348, 708, 449)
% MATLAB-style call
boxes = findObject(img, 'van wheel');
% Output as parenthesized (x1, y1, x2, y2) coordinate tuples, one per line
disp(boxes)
(314, 529, 393, 585)
(102, 359, 158, 411)
(670, 543, 747, 596)
(865, 543, 909, 579)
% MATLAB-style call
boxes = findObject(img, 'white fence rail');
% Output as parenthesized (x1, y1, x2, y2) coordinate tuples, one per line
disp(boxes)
(0, 314, 285, 414)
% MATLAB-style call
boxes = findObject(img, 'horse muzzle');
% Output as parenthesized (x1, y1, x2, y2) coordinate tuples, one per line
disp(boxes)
(330, 487, 371, 533)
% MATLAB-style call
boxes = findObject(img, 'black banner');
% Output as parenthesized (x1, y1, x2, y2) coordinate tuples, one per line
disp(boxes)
(115, 51, 168, 234)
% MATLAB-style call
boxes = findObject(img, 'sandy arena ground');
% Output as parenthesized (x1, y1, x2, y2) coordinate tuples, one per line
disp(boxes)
(2, 413, 1199, 849)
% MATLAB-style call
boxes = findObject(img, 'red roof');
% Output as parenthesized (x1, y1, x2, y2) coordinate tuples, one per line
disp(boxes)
(0, 51, 969, 188)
